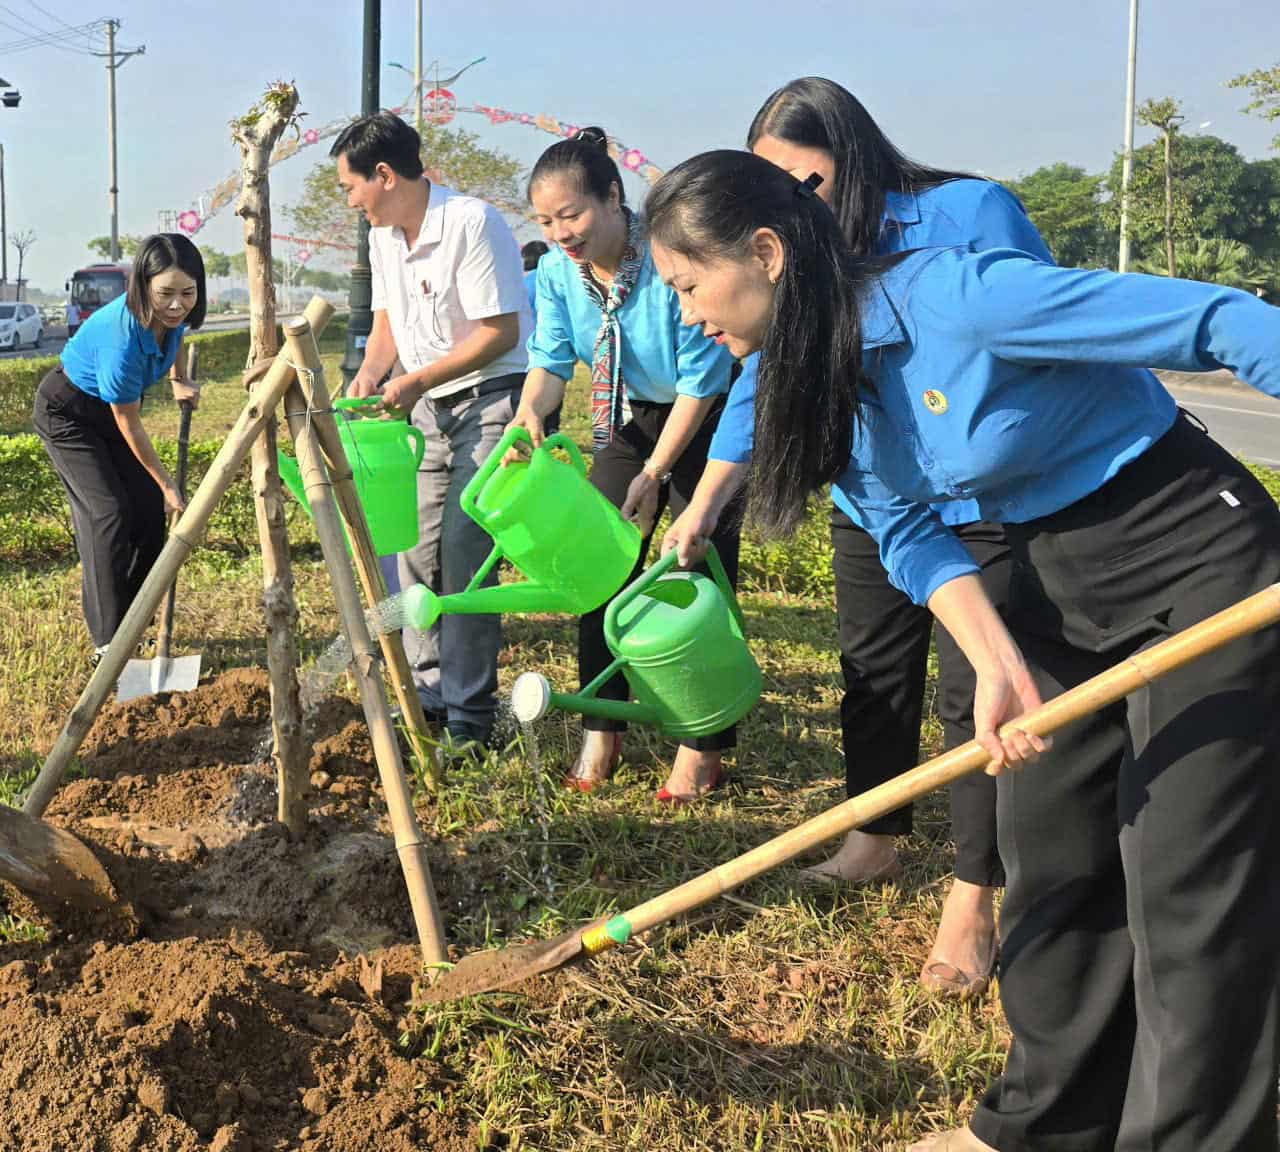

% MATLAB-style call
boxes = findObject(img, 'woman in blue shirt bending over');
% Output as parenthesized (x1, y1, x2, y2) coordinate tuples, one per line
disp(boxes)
(508, 128, 737, 804)
(34, 234, 203, 666)
(646, 152, 1280, 1152)
(667, 77, 1054, 1001)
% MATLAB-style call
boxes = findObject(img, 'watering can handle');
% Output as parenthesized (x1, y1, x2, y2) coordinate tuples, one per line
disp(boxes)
(460, 425, 589, 524)
(460, 425, 528, 524)
(604, 548, 681, 642)
(704, 545, 747, 634)
(406, 424, 426, 470)
(334, 395, 386, 415)
(604, 545, 746, 646)
(541, 432, 587, 476)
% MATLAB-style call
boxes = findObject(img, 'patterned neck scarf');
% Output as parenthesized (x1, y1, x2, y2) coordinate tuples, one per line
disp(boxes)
(577, 208, 645, 452)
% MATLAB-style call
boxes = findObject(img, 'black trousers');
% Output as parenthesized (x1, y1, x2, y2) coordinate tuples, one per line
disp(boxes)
(579, 398, 743, 751)
(832, 511, 1009, 886)
(971, 414, 1280, 1152)
(32, 368, 166, 648)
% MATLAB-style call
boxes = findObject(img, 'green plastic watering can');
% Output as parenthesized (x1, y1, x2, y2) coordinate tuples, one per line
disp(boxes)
(402, 425, 643, 631)
(278, 396, 426, 557)
(510, 546, 761, 739)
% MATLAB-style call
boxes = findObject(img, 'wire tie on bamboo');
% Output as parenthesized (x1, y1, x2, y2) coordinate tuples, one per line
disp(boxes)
(284, 357, 374, 479)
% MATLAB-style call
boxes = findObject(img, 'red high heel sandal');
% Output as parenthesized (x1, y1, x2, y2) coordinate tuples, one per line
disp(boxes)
(563, 732, 622, 793)
(655, 760, 723, 807)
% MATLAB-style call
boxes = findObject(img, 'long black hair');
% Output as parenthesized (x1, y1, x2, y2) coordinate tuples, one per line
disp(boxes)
(527, 126, 625, 206)
(127, 234, 207, 330)
(748, 77, 973, 257)
(646, 150, 873, 537)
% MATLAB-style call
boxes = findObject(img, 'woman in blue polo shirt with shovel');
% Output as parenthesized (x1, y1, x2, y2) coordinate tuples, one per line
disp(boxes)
(33, 233, 204, 666)
(646, 150, 1280, 1152)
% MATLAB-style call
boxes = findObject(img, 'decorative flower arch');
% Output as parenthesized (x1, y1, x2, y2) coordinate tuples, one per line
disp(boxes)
(174, 91, 664, 244)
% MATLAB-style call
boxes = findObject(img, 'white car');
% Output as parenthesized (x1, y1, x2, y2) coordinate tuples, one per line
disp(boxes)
(0, 302, 41, 350)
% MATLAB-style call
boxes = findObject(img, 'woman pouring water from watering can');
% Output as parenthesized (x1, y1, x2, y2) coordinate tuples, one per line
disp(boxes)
(645, 150, 1280, 1152)
(33, 234, 204, 668)
(507, 127, 739, 804)
(668, 78, 1056, 999)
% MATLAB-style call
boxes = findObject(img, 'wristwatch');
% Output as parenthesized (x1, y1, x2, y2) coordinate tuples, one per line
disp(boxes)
(642, 457, 672, 484)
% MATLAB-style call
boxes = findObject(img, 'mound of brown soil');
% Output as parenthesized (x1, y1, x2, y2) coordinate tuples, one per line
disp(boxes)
(0, 670, 484, 1152)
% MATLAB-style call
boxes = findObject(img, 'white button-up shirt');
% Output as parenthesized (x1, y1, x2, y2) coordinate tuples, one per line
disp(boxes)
(370, 180, 530, 399)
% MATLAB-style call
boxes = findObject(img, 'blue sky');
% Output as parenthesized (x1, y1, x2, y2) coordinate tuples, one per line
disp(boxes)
(4, 0, 1275, 291)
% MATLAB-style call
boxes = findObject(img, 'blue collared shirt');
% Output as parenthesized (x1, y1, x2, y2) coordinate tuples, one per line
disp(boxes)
(839, 246, 1280, 605)
(709, 179, 1053, 525)
(526, 240, 733, 403)
(60, 294, 185, 405)
(524, 267, 539, 322)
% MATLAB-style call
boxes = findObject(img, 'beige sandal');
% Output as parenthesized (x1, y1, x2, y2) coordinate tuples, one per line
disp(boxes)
(920, 933, 999, 1000)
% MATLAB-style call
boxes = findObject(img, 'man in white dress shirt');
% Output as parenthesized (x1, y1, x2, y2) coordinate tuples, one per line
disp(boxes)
(334, 112, 531, 751)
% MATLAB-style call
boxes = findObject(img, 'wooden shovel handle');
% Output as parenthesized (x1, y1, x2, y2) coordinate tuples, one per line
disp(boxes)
(606, 582, 1280, 945)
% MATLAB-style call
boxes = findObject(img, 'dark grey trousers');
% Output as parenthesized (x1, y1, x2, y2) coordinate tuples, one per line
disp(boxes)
(397, 377, 520, 732)
(971, 414, 1280, 1152)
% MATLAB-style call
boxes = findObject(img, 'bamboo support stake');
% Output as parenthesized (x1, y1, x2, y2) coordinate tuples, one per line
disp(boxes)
(287, 331, 440, 790)
(233, 82, 307, 837)
(281, 317, 448, 966)
(24, 298, 335, 819)
(617, 581, 1280, 940)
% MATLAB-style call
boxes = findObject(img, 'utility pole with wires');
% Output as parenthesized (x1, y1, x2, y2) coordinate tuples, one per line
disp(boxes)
(90, 19, 144, 263)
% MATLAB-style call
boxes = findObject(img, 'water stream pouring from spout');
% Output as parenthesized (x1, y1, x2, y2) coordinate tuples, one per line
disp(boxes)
(519, 716, 555, 899)
(252, 591, 412, 765)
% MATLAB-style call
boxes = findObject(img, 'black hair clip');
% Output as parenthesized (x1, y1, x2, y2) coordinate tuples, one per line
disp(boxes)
(795, 171, 824, 199)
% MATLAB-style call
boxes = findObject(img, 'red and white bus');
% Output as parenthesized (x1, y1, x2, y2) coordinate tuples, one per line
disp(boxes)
(65, 263, 129, 336)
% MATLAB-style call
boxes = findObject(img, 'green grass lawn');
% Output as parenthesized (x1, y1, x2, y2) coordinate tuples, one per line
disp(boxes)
(0, 345, 1276, 1149)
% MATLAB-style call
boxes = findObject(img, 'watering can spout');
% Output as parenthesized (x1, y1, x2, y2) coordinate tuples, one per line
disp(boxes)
(403, 582, 580, 631)
(510, 671, 660, 727)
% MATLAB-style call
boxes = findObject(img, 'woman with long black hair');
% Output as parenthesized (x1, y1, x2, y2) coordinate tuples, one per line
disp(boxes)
(646, 150, 1280, 1152)
(34, 234, 203, 665)
(665, 78, 1054, 999)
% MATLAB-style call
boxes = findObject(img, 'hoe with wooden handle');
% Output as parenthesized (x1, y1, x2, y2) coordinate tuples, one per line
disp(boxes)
(420, 581, 1280, 1003)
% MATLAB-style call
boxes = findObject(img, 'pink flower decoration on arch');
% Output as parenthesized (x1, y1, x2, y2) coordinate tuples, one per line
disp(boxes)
(622, 149, 645, 172)
(303, 129, 319, 145)
(177, 210, 202, 235)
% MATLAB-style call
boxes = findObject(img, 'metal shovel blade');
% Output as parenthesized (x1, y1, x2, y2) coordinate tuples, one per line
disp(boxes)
(115, 653, 202, 703)
(0, 805, 117, 912)
(417, 922, 596, 1004)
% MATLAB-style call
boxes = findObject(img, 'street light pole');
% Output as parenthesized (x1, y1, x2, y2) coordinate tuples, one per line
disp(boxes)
(1117, 0, 1139, 273)
(414, 0, 423, 140)
(341, 0, 380, 388)
(1, 143, 7, 286)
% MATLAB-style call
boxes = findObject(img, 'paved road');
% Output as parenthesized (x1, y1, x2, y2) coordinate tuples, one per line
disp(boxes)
(0, 313, 302, 365)
(1162, 377, 1280, 469)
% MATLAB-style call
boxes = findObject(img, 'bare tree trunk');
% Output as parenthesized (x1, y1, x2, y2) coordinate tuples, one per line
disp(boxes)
(1164, 130, 1177, 279)
(232, 84, 308, 838)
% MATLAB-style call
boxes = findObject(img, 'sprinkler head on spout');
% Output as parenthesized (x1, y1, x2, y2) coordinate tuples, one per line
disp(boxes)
(402, 584, 443, 630)
(511, 672, 553, 724)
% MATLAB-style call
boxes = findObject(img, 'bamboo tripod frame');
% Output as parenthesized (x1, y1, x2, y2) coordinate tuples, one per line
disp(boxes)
(23, 297, 449, 965)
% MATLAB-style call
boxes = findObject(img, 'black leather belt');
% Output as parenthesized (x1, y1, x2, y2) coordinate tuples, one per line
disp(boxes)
(430, 374, 521, 408)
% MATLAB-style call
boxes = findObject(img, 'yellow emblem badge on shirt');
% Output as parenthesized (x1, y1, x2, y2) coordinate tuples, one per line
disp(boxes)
(922, 389, 949, 415)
